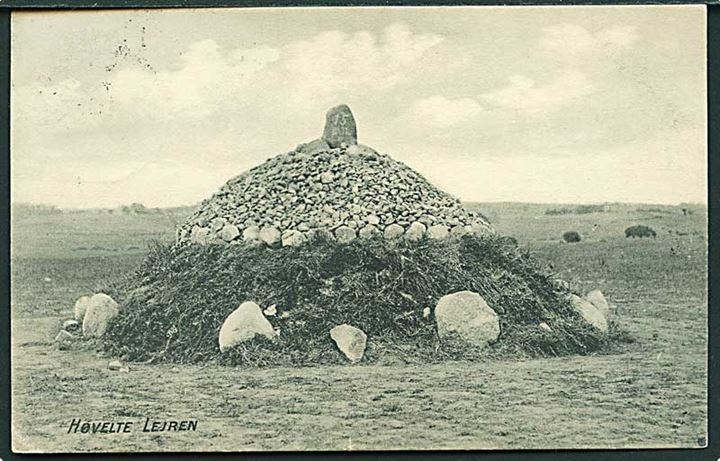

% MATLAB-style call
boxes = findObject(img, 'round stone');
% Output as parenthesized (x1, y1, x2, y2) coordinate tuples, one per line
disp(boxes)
(334, 226, 357, 244)
(405, 221, 427, 242)
(259, 226, 281, 247)
(383, 223, 405, 240)
(427, 225, 450, 240)
(358, 224, 381, 239)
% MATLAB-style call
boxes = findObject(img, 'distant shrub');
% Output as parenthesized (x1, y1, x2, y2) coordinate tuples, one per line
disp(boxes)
(546, 204, 608, 215)
(562, 231, 581, 243)
(119, 202, 150, 215)
(625, 225, 656, 239)
(12, 203, 62, 215)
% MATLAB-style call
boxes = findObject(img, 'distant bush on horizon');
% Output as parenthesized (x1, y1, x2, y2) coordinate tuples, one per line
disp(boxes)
(562, 231, 582, 243)
(12, 203, 62, 214)
(545, 204, 609, 216)
(625, 225, 656, 239)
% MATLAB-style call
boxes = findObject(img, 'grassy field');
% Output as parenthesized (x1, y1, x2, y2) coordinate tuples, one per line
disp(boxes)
(10, 202, 707, 452)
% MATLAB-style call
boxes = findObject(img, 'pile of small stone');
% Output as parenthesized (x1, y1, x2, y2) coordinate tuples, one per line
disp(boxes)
(176, 105, 492, 248)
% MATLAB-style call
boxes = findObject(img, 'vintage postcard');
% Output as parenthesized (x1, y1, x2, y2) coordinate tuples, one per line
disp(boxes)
(10, 5, 707, 452)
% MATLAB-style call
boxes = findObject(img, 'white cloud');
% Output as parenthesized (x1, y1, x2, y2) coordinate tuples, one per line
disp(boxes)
(481, 71, 595, 113)
(281, 22, 443, 99)
(409, 96, 485, 127)
(110, 39, 280, 119)
(15, 22, 442, 131)
(538, 24, 638, 58)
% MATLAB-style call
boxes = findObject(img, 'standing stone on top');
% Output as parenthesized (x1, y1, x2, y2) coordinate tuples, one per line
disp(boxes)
(568, 294, 608, 332)
(586, 289, 610, 317)
(218, 301, 278, 352)
(82, 293, 120, 338)
(330, 324, 367, 363)
(435, 290, 500, 348)
(322, 104, 357, 148)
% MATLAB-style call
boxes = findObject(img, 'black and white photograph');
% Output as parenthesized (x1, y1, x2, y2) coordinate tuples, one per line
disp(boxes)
(9, 5, 708, 452)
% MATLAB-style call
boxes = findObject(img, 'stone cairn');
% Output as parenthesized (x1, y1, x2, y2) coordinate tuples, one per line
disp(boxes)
(176, 104, 493, 248)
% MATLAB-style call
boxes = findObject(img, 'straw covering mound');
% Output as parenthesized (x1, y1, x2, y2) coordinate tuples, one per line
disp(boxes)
(103, 235, 614, 365)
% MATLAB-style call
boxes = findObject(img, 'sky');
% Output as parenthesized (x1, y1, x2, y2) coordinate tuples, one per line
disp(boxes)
(11, 6, 707, 208)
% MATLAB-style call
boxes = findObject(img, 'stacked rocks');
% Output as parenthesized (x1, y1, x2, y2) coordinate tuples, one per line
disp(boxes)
(176, 105, 493, 247)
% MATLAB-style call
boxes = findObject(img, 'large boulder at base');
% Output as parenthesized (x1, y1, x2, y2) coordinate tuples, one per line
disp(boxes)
(568, 294, 608, 332)
(322, 104, 357, 148)
(435, 291, 500, 348)
(586, 289, 610, 317)
(82, 293, 120, 338)
(73, 295, 91, 321)
(330, 324, 367, 363)
(218, 301, 278, 352)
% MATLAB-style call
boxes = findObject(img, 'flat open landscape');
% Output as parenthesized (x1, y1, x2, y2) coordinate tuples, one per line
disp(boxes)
(10, 202, 707, 452)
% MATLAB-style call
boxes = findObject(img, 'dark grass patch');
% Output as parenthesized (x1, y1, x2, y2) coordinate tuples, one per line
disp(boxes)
(102, 234, 615, 365)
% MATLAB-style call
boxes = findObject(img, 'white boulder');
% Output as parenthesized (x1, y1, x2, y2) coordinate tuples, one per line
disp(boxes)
(405, 221, 427, 242)
(218, 224, 240, 242)
(218, 301, 278, 352)
(281, 229, 306, 247)
(259, 226, 281, 247)
(435, 291, 500, 348)
(586, 289, 610, 317)
(427, 225, 450, 240)
(334, 226, 357, 244)
(73, 295, 91, 321)
(242, 225, 261, 243)
(330, 324, 367, 363)
(383, 224, 405, 240)
(82, 293, 120, 338)
(568, 294, 608, 332)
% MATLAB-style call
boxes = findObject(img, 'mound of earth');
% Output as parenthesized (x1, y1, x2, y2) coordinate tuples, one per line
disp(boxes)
(99, 105, 617, 366)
